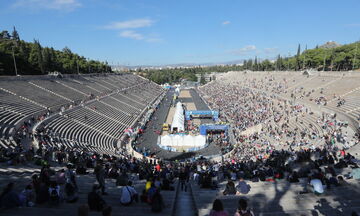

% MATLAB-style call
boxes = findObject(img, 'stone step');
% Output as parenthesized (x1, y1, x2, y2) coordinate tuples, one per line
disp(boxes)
(198, 206, 360, 216)
(1, 204, 172, 216)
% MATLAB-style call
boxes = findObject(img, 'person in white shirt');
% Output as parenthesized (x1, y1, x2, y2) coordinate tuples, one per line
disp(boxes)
(309, 178, 324, 195)
(120, 181, 138, 206)
(48, 181, 61, 203)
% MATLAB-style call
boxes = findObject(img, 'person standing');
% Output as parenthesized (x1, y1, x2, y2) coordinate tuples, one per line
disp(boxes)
(65, 163, 77, 189)
(179, 168, 189, 192)
(95, 161, 107, 195)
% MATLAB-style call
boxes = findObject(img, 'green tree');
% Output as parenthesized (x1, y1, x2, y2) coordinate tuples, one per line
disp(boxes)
(243, 60, 247, 69)
(0, 31, 11, 39)
(200, 74, 206, 84)
(0, 28, 112, 76)
(254, 56, 258, 71)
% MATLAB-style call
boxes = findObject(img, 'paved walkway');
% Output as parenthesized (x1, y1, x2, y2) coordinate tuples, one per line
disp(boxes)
(189, 88, 214, 124)
(179, 89, 201, 129)
(135, 89, 174, 158)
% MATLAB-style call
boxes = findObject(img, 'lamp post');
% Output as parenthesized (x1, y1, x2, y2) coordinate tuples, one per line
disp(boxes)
(323, 51, 327, 72)
(87, 58, 91, 73)
(76, 57, 80, 75)
(302, 45, 307, 70)
(353, 42, 358, 71)
(11, 45, 18, 76)
(4, 38, 18, 76)
(287, 52, 290, 71)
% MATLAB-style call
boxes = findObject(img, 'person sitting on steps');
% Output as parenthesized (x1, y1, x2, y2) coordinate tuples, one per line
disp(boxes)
(209, 199, 229, 216)
(234, 198, 254, 216)
(120, 181, 139, 206)
(236, 178, 251, 195)
(223, 180, 236, 195)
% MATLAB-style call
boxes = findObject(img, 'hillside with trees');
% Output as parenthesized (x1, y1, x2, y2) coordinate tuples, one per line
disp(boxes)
(137, 40, 360, 84)
(0, 27, 112, 76)
(137, 65, 243, 84)
(245, 41, 360, 72)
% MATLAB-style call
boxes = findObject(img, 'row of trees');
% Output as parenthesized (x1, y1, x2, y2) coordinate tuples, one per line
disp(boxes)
(138, 41, 360, 84)
(243, 42, 360, 71)
(0, 28, 112, 76)
(135, 65, 243, 84)
(138, 67, 205, 84)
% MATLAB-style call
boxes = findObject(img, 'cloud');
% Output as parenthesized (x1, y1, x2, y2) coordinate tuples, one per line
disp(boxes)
(119, 30, 144, 40)
(228, 45, 257, 56)
(106, 18, 161, 43)
(104, 18, 154, 29)
(12, 0, 81, 11)
(119, 30, 162, 43)
(222, 21, 231, 25)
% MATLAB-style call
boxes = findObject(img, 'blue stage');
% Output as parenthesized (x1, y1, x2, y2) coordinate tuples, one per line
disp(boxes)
(185, 110, 219, 121)
(199, 124, 229, 135)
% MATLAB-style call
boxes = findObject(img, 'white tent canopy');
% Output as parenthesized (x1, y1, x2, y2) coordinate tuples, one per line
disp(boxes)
(171, 102, 185, 132)
(161, 135, 172, 145)
(183, 135, 194, 146)
(159, 134, 206, 147)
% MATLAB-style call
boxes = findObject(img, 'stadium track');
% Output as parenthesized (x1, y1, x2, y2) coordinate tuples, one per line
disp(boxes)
(135, 88, 222, 160)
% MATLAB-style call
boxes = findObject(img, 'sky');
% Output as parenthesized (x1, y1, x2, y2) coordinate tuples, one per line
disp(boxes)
(0, 0, 360, 66)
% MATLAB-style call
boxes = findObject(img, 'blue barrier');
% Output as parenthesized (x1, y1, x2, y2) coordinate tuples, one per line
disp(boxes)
(185, 110, 219, 121)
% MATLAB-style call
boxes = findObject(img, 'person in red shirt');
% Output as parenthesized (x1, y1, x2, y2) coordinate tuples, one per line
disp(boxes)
(155, 164, 161, 172)
(340, 149, 346, 157)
